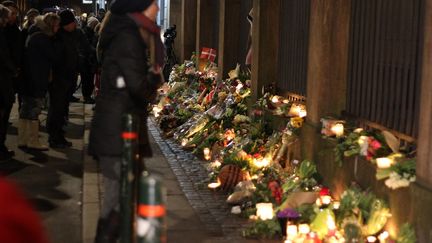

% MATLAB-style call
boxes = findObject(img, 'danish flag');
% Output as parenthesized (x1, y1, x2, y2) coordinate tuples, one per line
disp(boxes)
(200, 47, 217, 62)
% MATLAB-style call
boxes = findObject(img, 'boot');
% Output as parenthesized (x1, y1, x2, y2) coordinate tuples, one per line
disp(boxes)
(27, 120, 49, 151)
(17, 119, 29, 148)
(94, 211, 120, 243)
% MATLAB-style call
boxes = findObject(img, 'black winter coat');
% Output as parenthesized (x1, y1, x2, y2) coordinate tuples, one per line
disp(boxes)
(53, 28, 80, 82)
(0, 28, 15, 107)
(89, 14, 159, 158)
(23, 23, 56, 98)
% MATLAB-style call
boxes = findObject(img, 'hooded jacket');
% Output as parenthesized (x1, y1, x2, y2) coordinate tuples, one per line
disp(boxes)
(23, 16, 56, 98)
(89, 14, 159, 158)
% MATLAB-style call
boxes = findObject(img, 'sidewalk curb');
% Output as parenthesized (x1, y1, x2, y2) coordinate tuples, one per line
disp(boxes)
(82, 104, 101, 243)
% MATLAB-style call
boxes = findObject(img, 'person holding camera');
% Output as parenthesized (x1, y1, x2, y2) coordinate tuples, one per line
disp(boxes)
(88, 0, 165, 241)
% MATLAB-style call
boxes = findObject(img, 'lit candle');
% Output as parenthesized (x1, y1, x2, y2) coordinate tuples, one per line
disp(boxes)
(378, 231, 389, 242)
(203, 147, 211, 161)
(367, 236, 377, 242)
(286, 225, 298, 239)
(283, 99, 290, 104)
(376, 157, 393, 169)
(299, 109, 307, 118)
(332, 201, 340, 210)
(271, 96, 280, 103)
(207, 181, 221, 189)
(330, 123, 344, 137)
(256, 203, 274, 220)
(321, 195, 332, 205)
(181, 139, 188, 147)
(299, 224, 310, 234)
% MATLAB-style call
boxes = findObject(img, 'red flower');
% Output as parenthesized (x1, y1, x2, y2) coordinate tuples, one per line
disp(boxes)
(319, 187, 330, 196)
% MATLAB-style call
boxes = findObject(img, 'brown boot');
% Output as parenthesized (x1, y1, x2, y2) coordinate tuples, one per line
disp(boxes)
(27, 120, 48, 151)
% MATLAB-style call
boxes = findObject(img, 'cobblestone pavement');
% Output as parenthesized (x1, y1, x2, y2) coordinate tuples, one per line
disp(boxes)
(148, 118, 273, 243)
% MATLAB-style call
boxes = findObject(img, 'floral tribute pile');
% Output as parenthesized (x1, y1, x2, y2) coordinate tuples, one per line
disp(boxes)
(320, 118, 416, 190)
(153, 58, 416, 242)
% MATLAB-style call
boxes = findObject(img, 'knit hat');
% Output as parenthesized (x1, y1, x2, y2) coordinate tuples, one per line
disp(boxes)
(87, 16, 99, 30)
(110, 0, 155, 14)
(26, 8, 39, 17)
(59, 9, 75, 26)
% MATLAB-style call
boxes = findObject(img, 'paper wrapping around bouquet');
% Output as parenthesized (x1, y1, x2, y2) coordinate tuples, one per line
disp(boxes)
(217, 165, 251, 191)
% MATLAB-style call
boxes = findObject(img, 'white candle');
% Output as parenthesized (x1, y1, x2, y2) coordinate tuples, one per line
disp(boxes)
(378, 231, 389, 242)
(298, 224, 310, 234)
(256, 203, 273, 220)
(203, 147, 211, 161)
(332, 201, 340, 210)
(286, 225, 298, 239)
(367, 236, 377, 242)
(376, 157, 393, 169)
(321, 195, 332, 205)
(330, 123, 344, 137)
(208, 181, 221, 189)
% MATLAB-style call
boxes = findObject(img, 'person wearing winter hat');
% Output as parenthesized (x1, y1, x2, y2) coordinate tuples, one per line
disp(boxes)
(80, 15, 100, 104)
(18, 13, 60, 151)
(46, 9, 78, 148)
(89, 0, 164, 242)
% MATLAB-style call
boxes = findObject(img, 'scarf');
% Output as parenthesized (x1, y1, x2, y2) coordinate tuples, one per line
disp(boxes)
(127, 12, 165, 72)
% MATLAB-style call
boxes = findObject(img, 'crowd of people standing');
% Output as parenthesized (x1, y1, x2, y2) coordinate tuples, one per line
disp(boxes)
(0, 1, 102, 161)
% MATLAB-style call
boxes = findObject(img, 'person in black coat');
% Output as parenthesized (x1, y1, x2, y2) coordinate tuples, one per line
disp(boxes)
(80, 16, 99, 104)
(0, 4, 14, 161)
(47, 9, 79, 148)
(19, 13, 60, 150)
(2, 1, 23, 94)
(88, 0, 164, 241)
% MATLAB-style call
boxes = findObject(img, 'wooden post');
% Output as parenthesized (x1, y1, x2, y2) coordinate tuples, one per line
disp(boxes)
(196, 0, 219, 55)
(417, 0, 432, 190)
(181, 0, 197, 62)
(169, 0, 182, 62)
(305, 0, 350, 125)
(250, 0, 281, 102)
(413, 0, 432, 242)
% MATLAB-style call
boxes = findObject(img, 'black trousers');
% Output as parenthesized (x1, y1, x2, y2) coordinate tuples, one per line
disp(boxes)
(81, 66, 95, 99)
(0, 103, 13, 149)
(47, 81, 71, 140)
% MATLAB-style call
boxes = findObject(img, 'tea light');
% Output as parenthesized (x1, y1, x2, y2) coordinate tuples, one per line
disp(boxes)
(367, 236, 377, 242)
(376, 157, 393, 169)
(286, 225, 298, 239)
(283, 99, 290, 104)
(271, 96, 280, 103)
(330, 123, 344, 137)
(208, 181, 221, 189)
(299, 224, 310, 234)
(203, 147, 211, 161)
(181, 139, 188, 147)
(332, 201, 340, 210)
(256, 203, 274, 220)
(321, 195, 332, 205)
(378, 231, 389, 242)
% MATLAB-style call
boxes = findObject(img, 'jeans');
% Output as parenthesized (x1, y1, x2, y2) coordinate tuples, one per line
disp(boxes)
(19, 96, 45, 120)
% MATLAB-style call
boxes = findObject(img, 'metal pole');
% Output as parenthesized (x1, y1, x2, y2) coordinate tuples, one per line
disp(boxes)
(136, 173, 167, 243)
(120, 114, 140, 243)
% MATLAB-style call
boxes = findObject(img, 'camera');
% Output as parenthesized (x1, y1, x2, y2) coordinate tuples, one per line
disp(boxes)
(164, 25, 177, 41)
